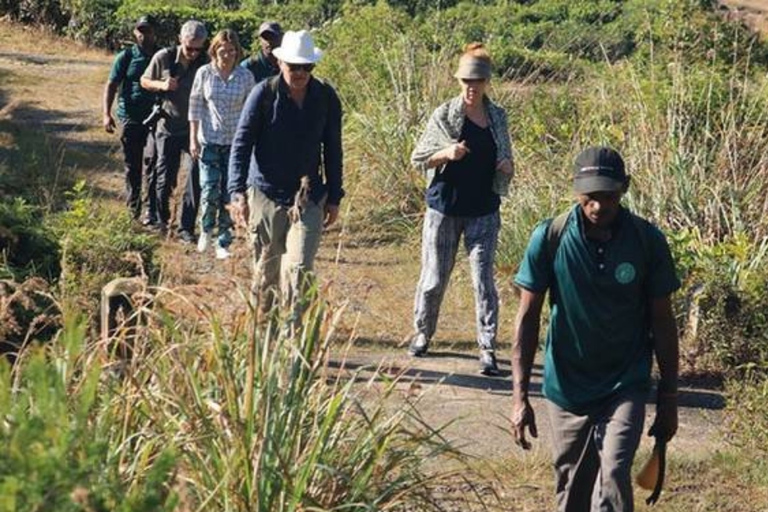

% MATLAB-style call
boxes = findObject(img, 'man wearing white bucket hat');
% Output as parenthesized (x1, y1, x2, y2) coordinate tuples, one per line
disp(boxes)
(229, 29, 343, 318)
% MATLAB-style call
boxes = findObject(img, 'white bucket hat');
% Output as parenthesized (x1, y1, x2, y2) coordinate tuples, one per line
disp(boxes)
(272, 30, 323, 64)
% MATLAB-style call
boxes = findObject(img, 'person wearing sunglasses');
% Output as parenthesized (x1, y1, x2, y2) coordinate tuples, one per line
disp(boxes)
(409, 42, 514, 376)
(228, 30, 343, 322)
(140, 19, 209, 243)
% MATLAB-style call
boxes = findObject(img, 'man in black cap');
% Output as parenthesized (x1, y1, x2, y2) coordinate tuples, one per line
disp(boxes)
(240, 21, 282, 83)
(511, 146, 680, 511)
(103, 16, 159, 221)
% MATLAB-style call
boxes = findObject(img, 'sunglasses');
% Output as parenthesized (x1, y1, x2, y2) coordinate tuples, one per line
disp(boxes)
(460, 78, 486, 84)
(184, 45, 204, 54)
(286, 63, 315, 73)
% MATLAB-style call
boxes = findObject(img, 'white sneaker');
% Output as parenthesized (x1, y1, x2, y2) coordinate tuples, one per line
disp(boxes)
(197, 232, 211, 253)
(215, 244, 231, 260)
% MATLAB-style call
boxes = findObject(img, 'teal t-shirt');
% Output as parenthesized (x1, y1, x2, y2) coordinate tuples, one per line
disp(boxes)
(514, 205, 680, 415)
(108, 44, 157, 123)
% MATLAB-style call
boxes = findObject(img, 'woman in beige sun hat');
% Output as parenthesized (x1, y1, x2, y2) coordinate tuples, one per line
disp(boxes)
(408, 42, 515, 376)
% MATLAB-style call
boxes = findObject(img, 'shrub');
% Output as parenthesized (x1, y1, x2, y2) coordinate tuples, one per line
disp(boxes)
(0, 198, 60, 282)
(50, 181, 159, 316)
(0, 316, 178, 511)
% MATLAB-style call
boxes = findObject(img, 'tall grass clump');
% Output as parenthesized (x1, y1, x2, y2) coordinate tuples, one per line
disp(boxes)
(102, 287, 489, 510)
(320, 3, 455, 242)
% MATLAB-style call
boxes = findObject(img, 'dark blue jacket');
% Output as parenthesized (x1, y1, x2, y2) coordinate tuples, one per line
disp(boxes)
(228, 76, 344, 206)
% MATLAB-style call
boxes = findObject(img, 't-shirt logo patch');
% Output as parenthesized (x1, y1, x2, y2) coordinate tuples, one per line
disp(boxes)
(615, 262, 636, 284)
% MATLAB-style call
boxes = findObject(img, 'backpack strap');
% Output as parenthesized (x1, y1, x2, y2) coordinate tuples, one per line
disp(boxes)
(546, 210, 572, 263)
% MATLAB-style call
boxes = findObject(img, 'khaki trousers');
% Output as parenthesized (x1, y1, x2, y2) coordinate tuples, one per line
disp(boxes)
(547, 391, 646, 512)
(247, 187, 325, 315)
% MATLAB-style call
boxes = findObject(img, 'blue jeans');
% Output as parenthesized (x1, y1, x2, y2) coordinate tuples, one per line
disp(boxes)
(198, 143, 232, 247)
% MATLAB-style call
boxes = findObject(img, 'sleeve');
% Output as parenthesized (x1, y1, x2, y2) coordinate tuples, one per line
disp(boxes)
(108, 49, 129, 83)
(323, 85, 344, 205)
(495, 106, 513, 162)
(410, 104, 449, 173)
(514, 222, 553, 293)
(142, 50, 164, 81)
(645, 225, 681, 298)
(228, 82, 266, 195)
(188, 67, 205, 122)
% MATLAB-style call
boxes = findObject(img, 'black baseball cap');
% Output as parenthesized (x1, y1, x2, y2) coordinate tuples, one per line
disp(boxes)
(573, 146, 628, 194)
(135, 16, 154, 30)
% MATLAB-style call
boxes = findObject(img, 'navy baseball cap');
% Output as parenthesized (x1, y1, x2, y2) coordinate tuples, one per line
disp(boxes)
(573, 146, 628, 194)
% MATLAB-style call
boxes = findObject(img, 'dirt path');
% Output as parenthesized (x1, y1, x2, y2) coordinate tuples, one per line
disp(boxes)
(0, 19, 729, 505)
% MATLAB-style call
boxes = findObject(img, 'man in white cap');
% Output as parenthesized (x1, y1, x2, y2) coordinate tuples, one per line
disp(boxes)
(229, 29, 343, 319)
(511, 146, 680, 511)
(240, 21, 283, 83)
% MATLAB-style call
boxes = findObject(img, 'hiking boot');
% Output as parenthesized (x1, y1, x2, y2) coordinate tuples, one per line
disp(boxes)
(408, 333, 429, 357)
(197, 232, 211, 253)
(479, 350, 499, 376)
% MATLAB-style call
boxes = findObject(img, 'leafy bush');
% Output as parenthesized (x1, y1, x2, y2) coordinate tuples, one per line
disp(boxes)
(51, 181, 159, 315)
(0, 316, 178, 511)
(0, 198, 60, 282)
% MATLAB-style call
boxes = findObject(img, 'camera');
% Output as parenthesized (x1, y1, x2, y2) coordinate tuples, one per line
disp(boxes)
(143, 101, 166, 128)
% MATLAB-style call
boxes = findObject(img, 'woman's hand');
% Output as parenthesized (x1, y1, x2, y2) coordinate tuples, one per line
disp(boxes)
(443, 141, 470, 162)
(496, 158, 514, 175)
(190, 138, 201, 160)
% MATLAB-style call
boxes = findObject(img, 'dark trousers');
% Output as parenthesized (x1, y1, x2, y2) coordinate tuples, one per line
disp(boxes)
(155, 130, 200, 234)
(142, 129, 158, 223)
(120, 122, 151, 219)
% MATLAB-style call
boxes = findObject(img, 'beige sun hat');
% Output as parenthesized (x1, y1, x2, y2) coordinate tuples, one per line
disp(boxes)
(272, 30, 323, 64)
(454, 54, 492, 80)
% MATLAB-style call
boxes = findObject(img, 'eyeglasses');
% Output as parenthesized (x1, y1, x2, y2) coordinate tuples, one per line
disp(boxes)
(287, 63, 315, 73)
(460, 78, 486, 84)
(184, 45, 204, 54)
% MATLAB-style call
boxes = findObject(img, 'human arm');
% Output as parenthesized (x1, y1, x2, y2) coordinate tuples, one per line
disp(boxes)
(227, 84, 265, 227)
(140, 50, 178, 93)
(425, 142, 470, 168)
(511, 288, 545, 450)
(102, 80, 119, 133)
(322, 86, 344, 227)
(648, 295, 679, 442)
(188, 69, 205, 160)
(103, 51, 128, 133)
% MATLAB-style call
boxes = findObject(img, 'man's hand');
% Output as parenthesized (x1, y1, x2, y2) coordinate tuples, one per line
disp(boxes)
(103, 113, 116, 133)
(323, 203, 339, 228)
(228, 192, 249, 230)
(164, 77, 179, 92)
(511, 395, 538, 450)
(648, 393, 678, 442)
